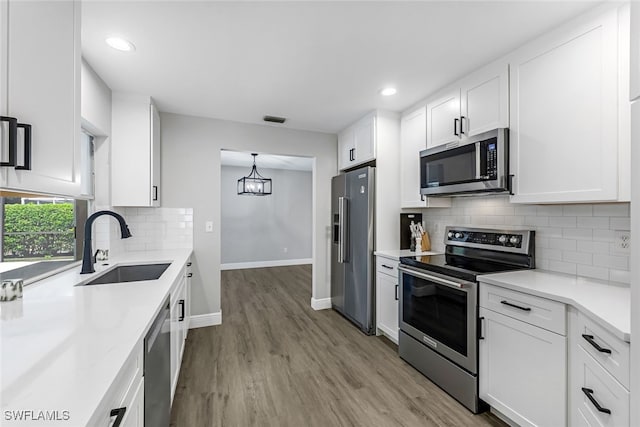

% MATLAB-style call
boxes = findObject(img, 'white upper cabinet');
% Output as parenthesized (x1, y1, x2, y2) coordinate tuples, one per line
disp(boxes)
(338, 113, 376, 170)
(426, 89, 460, 148)
(460, 62, 509, 138)
(399, 106, 451, 209)
(426, 62, 508, 148)
(631, 2, 640, 101)
(509, 6, 625, 203)
(111, 93, 161, 207)
(1, 0, 82, 197)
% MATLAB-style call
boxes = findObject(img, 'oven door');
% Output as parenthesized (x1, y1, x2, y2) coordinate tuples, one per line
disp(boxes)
(398, 264, 477, 374)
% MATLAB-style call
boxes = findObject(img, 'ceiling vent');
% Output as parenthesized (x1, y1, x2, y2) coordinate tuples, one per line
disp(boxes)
(263, 115, 286, 124)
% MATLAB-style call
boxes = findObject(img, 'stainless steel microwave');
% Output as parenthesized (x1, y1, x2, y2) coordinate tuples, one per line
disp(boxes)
(419, 128, 509, 196)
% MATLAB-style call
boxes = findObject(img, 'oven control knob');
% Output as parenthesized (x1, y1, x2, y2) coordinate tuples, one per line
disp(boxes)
(510, 235, 520, 245)
(498, 235, 507, 244)
(454, 232, 463, 239)
(448, 232, 454, 239)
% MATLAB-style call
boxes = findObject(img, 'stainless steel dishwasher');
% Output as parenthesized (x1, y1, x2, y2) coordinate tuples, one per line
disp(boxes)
(145, 298, 171, 426)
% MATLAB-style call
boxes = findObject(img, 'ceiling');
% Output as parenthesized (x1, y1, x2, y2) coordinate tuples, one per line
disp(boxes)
(82, 1, 600, 134)
(221, 150, 313, 171)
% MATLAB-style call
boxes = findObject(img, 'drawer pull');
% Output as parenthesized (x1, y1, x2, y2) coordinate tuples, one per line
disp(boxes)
(582, 334, 612, 354)
(500, 300, 531, 312)
(581, 388, 611, 414)
(110, 407, 126, 427)
(187, 273, 193, 278)
(187, 262, 192, 267)
(381, 264, 394, 270)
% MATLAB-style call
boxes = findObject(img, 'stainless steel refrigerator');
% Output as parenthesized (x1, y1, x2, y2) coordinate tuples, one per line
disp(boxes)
(331, 166, 375, 335)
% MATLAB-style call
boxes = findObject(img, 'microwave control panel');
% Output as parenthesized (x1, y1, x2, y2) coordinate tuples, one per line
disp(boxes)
(483, 138, 498, 180)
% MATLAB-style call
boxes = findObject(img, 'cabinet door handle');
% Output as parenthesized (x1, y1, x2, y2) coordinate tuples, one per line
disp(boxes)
(179, 299, 185, 321)
(152, 185, 158, 201)
(478, 316, 485, 340)
(15, 123, 31, 170)
(187, 262, 192, 267)
(187, 273, 193, 278)
(453, 118, 459, 137)
(0, 116, 17, 167)
(582, 334, 612, 354)
(581, 388, 611, 414)
(459, 116, 466, 135)
(110, 407, 126, 427)
(381, 264, 394, 270)
(500, 300, 531, 312)
(395, 284, 399, 301)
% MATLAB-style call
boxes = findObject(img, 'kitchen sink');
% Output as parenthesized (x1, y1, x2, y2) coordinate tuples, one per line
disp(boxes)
(80, 263, 171, 286)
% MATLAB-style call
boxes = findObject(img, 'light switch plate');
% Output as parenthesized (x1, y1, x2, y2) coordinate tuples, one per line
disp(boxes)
(205, 221, 213, 232)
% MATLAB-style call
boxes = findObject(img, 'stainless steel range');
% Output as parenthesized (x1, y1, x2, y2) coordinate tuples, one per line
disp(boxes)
(398, 226, 535, 413)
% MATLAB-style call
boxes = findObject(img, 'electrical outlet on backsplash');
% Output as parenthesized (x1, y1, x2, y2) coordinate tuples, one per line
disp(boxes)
(93, 207, 194, 255)
(420, 195, 630, 284)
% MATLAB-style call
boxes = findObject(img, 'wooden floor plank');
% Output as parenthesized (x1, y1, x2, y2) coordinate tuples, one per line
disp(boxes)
(170, 265, 505, 427)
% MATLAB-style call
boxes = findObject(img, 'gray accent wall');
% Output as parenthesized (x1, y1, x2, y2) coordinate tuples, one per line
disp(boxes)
(161, 112, 337, 317)
(221, 166, 312, 264)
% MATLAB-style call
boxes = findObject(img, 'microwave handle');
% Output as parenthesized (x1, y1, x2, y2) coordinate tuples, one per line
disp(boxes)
(475, 142, 481, 179)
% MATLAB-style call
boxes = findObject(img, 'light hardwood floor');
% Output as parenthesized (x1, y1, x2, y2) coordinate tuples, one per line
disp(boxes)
(170, 265, 506, 427)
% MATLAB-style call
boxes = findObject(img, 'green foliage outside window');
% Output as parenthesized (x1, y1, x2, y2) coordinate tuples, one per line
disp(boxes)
(3, 203, 74, 259)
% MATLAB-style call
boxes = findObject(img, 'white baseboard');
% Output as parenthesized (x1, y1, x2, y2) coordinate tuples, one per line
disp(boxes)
(189, 311, 222, 329)
(311, 297, 332, 311)
(221, 258, 312, 270)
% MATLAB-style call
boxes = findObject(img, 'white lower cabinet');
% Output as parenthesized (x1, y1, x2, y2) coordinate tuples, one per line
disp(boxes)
(375, 256, 399, 344)
(170, 263, 190, 401)
(479, 305, 566, 427)
(569, 309, 630, 427)
(88, 342, 144, 426)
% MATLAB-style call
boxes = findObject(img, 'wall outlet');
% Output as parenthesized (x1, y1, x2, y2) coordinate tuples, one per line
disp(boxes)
(613, 230, 630, 254)
(283, 247, 288, 253)
(205, 221, 213, 232)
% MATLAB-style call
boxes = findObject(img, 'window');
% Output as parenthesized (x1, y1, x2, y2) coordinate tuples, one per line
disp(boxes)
(0, 193, 88, 283)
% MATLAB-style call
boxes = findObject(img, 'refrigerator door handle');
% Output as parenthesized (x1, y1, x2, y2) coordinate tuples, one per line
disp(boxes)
(338, 196, 348, 263)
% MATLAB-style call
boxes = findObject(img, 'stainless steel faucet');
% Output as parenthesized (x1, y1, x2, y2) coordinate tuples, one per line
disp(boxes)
(80, 210, 132, 274)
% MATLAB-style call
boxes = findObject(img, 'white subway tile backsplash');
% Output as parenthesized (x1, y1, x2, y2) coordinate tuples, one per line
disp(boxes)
(577, 216, 609, 229)
(548, 238, 577, 251)
(537, 205, 564, 216)
(549, 216, 576, 228)
(103, 207, 194, 254)
(610, 217, 631, 230)
(562, 228, 592, 241)
(562, 251, 592, 266)
(576, 240, 610, 254)
(563, 205, 593, 217)
(593, 203, 630, 217)
(420, 196, 630, 283)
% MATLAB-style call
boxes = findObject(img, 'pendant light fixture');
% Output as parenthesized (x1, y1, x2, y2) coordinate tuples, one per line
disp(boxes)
(237, 153, 272, 196)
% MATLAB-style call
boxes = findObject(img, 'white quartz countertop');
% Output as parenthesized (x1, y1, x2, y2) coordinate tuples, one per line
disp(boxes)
(478, 270, 630, 342)
(0, 249, 192, 426)
(374, 249, 442, 260)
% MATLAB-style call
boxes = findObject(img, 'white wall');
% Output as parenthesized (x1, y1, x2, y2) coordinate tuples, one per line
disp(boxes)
(220, 165, 312, 266)
(161, 113, 337, 317)
(420, 196, 631, 283)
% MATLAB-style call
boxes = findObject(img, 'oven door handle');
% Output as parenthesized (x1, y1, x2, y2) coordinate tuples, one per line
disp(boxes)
(398, 265, 470, 289)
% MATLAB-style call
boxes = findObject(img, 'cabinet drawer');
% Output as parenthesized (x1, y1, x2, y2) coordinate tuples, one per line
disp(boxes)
(573, 345, 629, 427)
(88, 341, 144, 426)
(480, 283, 566, 335)
(576, 313, 629, 389)
(376, 257, 398, 278)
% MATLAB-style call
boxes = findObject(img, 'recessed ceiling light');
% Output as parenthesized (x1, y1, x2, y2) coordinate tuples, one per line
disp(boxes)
(380, 87, 397, 96)
(105, 37, 136, 52)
